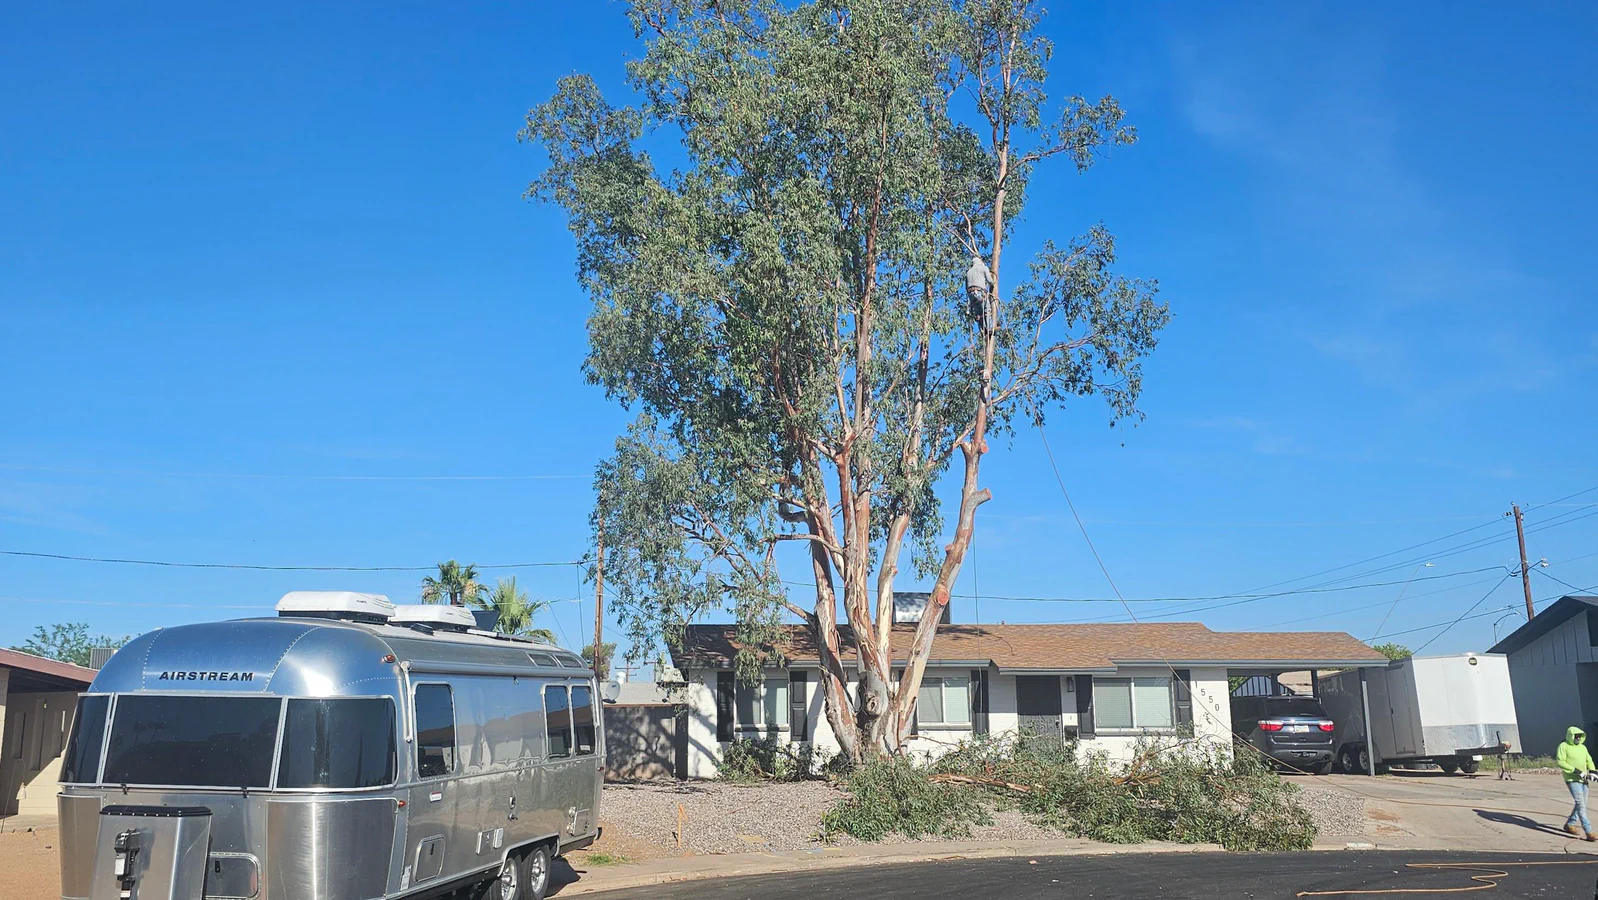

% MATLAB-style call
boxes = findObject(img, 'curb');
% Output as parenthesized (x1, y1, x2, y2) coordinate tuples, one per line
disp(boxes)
(554, 839, 1224, 895)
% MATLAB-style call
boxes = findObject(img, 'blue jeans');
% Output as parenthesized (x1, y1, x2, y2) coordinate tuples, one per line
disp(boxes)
(1569, 781, 1591, 832)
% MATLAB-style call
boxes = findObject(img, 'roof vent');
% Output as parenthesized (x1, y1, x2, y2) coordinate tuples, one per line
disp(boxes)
(390, 605, 477, 633)
(892, 591, 952, 625)
(276, 591, 395, 624)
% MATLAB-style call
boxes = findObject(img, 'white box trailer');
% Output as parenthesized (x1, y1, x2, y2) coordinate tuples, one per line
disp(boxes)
(1319, 652, 1520, 775)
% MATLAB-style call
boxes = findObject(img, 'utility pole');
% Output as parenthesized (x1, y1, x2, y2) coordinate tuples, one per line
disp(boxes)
(594, 517, 605, 678)
(1510, 504, 1535, 621)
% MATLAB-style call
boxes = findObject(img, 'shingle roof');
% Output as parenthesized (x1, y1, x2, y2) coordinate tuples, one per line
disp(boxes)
(0, 647, 98, 687)
(1489, 595, 1598, 656)
(676, 622, 1388, 670)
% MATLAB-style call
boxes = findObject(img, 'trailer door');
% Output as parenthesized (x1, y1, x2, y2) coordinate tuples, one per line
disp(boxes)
(1385, 663, 1422, 757)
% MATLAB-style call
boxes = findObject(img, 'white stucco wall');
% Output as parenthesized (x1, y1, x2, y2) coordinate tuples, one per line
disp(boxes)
(681, 664, 1236, 775)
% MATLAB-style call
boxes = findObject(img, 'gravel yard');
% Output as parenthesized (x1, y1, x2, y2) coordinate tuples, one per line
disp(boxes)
(595, 780, 1062, 857)
(1293, 779, 1368, 837)
(588, 776, 1366, 859)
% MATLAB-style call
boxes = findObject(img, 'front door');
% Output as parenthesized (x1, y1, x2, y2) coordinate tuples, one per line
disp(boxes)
(1016, 675, 1063, 738)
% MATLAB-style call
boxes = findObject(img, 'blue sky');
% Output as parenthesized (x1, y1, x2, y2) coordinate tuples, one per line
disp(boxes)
(2, 1, 1594, 665)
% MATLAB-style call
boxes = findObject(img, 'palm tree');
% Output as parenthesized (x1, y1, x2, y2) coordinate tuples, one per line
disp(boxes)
(472, 576, 557, 643)
(420, 560, 487, 607)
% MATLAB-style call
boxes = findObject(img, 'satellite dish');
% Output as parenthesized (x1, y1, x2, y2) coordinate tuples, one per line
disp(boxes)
(601, 680, 623, 703)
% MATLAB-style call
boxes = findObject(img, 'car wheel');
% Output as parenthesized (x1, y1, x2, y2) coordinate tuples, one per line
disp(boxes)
(1459, 759, 1480, 775)
(524, 844, 551, 900)
(1312, 761, 1333, 776)
(480, 851, 524, 900)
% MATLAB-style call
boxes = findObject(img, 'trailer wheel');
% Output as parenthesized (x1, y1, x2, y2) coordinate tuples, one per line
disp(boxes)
(1459, 759, 1480, 775)
(481, 851, 527, 900)
(1438, 759, 1460, 775)
(524, 844, 551, 900)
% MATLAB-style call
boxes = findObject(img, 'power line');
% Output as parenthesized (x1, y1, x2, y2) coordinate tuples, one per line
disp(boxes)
(1254, 574, 1508, 630)
(1524, 482, 1598, 513)
(782, 566, 1509, 606)
(1374, 581, 1598, 648)
(1094, 503, 1598, 624)
(2, 592, 588, 613)
(1409, 575, 1513, 653)
(1189, 494, 1598, 606)
(1076, 565, 1513, 624)
(0, 595, 271, 610)
(0, 462, 583, 481)
(0, 549, 580, 571)
(1534, 566, 1596, 596)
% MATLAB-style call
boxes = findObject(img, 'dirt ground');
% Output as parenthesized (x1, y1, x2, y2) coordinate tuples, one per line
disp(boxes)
(0, 828, 60, 900)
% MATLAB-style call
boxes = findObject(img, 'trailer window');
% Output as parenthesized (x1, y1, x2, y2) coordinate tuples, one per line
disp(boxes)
(572, 686, 595, 755)
(60, 695, 110, 783)
(278, 699, 397, 788)
(545, 685, 571, 758)
(414, 685, 456, 778)
(102, 696, 280, 788)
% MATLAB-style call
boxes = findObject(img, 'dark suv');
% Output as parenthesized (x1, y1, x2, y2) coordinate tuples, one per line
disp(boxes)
(1231, 694, 1336, 774)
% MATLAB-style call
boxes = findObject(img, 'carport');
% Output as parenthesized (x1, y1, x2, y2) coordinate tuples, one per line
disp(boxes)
(1226, 659, 1393, 774)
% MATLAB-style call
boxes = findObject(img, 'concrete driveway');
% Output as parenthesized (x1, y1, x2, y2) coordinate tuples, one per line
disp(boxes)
(1311, 771, 1589, 852)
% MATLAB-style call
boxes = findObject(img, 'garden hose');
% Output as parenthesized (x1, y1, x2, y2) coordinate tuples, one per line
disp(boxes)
(1295, 854, 1598, 896)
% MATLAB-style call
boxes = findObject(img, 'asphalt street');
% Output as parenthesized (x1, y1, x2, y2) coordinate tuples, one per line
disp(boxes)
(568, 851, 1598, 899)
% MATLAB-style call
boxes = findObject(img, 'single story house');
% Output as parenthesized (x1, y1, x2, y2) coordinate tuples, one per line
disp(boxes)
(671, 621, 1388, 777)
(0, 648, 97, 818)
(1489, 594, 1598, 754)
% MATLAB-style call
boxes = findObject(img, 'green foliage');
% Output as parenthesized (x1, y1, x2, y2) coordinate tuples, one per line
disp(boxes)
(472, 577, 557, 642)
(1371, 642, 1412, 661)
(420, 560, 487, 607)
(525, 0, 1168, 756)
(717, 736, 831, 783)
(823, 735, 1316, 852)
(820, 754, 993, 841)
(12, 623, 128, 667)
(1504, 754, 1559, 770)
(583, 641, 618, 680)
(581, 850, 630, 866)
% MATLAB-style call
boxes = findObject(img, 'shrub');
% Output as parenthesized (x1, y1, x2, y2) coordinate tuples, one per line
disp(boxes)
(820, 754, 993, 841)
(717, 736, 832, 782)
(823, 733, 1316, 852)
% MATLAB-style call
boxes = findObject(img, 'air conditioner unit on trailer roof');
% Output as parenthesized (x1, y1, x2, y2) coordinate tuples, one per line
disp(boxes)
(390, 604, 477, 632)
(275, 591, 395, 623)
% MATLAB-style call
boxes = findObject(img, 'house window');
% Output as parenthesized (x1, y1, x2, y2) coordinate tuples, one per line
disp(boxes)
(732, 677, 789, 733)
(1092, 677, 1174, 730)
(916, 676, 972, 726)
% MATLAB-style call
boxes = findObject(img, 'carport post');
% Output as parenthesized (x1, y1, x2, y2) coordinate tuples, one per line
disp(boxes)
(1310, 669, 1319, 698)
(1359, 666, 1375, 776)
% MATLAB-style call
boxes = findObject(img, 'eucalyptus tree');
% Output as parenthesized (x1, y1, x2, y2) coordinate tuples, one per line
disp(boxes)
(524, 0, 1169, 761)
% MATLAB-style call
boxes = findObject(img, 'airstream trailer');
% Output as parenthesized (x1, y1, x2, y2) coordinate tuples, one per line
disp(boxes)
(56, 591, 602, 900)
